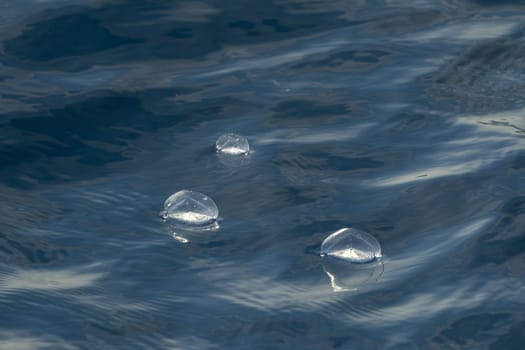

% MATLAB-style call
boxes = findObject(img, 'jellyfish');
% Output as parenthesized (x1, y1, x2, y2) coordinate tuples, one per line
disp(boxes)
(320, 228, 383, 292)
(215, 133, 250, 155)
(160, 190, 219, 230)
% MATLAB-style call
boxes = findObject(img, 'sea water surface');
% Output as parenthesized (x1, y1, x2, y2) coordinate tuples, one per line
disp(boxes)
(1, 0, 524, 349)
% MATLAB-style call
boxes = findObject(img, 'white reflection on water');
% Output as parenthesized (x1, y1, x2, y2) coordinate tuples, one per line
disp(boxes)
(0, 331, 216, 350)
(208, 272, 334, 313)
(384, 216, 493, 279)
(347, 274, 524, 350)
(197, 38, 350, 78)
(143, 1, 219, 24)
(255, 123, 374, 145)
(155, 336, 217, 350)
(34, 68, 124, 90)
(0, 0, 103, 32)
(0, 332, 78, 350)
(368, 107, 525, 187)
(0, 266, 105, 292)
(402, 20, 518, 42)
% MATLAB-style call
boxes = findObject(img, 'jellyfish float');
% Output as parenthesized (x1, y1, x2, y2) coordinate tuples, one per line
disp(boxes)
(320, 228, 383, 292)
(160, 190, 220, 241)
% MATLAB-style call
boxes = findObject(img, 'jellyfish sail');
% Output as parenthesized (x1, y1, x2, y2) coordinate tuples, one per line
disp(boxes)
(320, 228, 382, 263)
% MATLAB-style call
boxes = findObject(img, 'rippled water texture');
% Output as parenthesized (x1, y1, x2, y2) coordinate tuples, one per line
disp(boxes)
(1, 0, 525, 349)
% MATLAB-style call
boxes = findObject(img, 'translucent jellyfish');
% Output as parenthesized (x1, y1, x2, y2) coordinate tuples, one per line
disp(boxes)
(321, 228, 383, 292)
(159, 190, 219, 230)
(320, 228, 382, 263)
(216, 133, 250, 155)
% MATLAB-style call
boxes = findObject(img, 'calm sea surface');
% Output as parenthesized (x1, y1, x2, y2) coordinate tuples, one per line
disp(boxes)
(1, 0, 525, 349)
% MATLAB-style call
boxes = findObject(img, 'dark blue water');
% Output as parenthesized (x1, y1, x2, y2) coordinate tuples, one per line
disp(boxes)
(1, 0, 525, 349)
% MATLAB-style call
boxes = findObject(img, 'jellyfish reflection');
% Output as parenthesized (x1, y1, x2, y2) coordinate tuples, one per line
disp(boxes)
(322, 256, 384, 292)
(216, 151, 251, 167)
